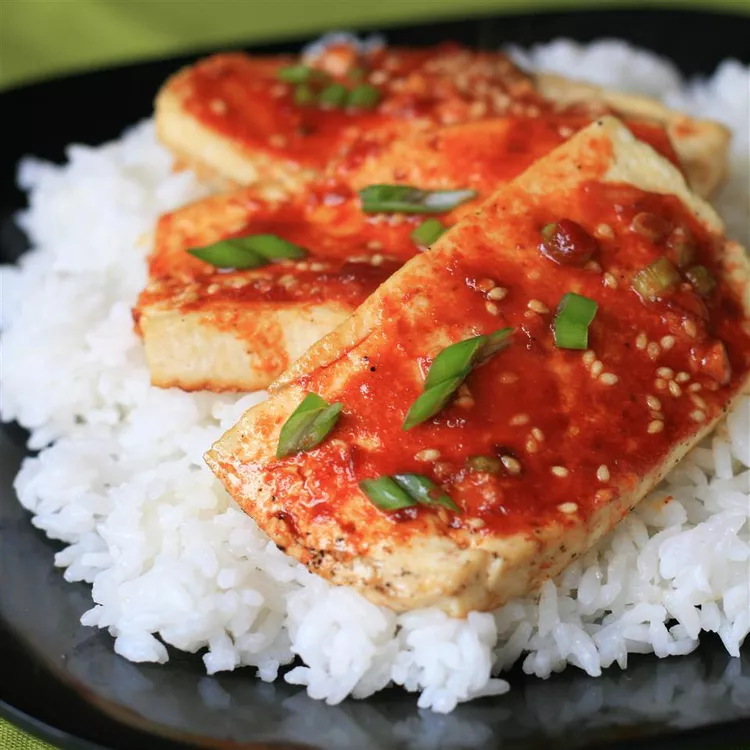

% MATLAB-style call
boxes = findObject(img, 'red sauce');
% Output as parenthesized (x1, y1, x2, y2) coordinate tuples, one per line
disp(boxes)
(262, 183, 750, 546)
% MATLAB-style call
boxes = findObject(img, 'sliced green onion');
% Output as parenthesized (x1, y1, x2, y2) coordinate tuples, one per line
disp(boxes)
(347, 83, 381, 109)
(685, 265, 716, 296)
(466, 455, 503, 474)
(402, 376, 464, 431)
(411, 219, 446, 248)
(293, 83, 317, 106)
(359, 476, 416, 511)
(553, 293, 598, 350)
(631, 257, 680, 302)
(318, 83, 348, 108)
(403, 328, 513, 430)
(276, 393, 343, 458)
(393, 474, 460, 511)
(666, 227, 697, 268)
(188, 234, 307, 269)
(278, 64, 329, 84)
(359, 185, 477, 215)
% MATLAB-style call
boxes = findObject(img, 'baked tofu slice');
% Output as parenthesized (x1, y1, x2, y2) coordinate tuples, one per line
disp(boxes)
(206, 117, 750, 616)
(137, 114, 683, 392)
(155, 42, 728, 197)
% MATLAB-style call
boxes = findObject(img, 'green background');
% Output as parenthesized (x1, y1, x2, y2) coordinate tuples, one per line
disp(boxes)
(1, 0, 749, 748)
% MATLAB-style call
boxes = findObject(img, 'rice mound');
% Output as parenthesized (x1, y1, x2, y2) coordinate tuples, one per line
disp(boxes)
(1, 40, 748, 714)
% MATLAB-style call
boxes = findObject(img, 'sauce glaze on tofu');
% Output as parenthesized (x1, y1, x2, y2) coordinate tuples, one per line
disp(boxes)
(206, 119, 750, 616)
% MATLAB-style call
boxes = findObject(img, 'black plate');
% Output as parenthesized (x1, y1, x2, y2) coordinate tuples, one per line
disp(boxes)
(2, 8, 749, 750)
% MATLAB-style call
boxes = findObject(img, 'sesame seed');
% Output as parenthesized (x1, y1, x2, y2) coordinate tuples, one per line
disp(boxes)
(675, 372, 691, 383)
(455, 397, 475, 409)
(636, 333, 648, 350)
(531, 428, 545, 442)
(559, 502, 578, 513)
(583, 350, 596, 366)
(595, 223, 614, 239)
(648, 420, 665, 434)
(655, 378, 667, 391)
(500, 372, 519, 384)
(590, 360, 604, 378)
(551, 466, 569, 477)
(660, 335, 676, 350)
(600, 373, 619, 386)
(487, 286, 508, 301)
(477, 278, 496, 291)
(688, 383, 702, 392)
(501, 456, 523, 475)
(668, 380, 682, 398)
(646, 395, 662, 410)
(690, 410, 706, 422)
(309, 262, 326, 272)
(367, 240, 383, 250)
(210, 98, 228, 114)
(595, 489, 615, 503)
(528, 299, 549, 314)
(690, 394, 707, 410)
(457, 383, 472, 398)
(295, 262, 309, 271)
(526, 438, 538, 453)
(370, 254, 384, 266)
(603, 272, 618, 289)
(584, 260, 603, 273)
(597, 464, 610, 482)
(527, 269, 541, 281)
(485, 301, 500, 316)
(415, 449, 441, 462)
(683, 319, 698, 338)
(467, 518, 486, 530)
(656, 367, 674, 379)
(647, 342, 661, 360)
(650, 411, 665, 421)
(510, 414, 530, 426)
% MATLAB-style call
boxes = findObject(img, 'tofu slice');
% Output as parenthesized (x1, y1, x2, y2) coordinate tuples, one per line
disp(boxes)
(206, 117, 750, 616)
(137, 112, 685, 393)
(155, 44, 728, 197)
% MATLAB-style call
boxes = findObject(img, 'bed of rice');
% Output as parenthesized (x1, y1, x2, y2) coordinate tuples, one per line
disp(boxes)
(1, 39, 748, 714)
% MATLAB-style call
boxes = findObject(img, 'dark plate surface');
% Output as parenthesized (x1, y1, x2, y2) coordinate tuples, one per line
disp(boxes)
(2, 8, 749, 750)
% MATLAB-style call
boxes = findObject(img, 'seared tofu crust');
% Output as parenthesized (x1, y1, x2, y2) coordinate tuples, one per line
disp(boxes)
(206, 118, 750, 616)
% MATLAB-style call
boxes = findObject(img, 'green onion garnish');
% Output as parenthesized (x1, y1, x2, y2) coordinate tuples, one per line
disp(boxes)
(666, 227, 696, 268)
(359, 185, 477, 215)
(276, 393, 343, 459)
(553, 293, 598, 350)
(685, 265, 716, 296)
(293, 83, 317, 106)
(403, 328, 513, 430)
(188, 234, 307, 269)
(318, 83, 348, 108)
(360, 473, 459, 512)
(277, 65, 329, 84)
(411, 219, 446, 248)
(347, 84, 381, 109)
(631, 257, 680, 302)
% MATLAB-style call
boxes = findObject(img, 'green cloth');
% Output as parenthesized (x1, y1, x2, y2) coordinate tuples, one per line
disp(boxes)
(1, 0, 749, 748)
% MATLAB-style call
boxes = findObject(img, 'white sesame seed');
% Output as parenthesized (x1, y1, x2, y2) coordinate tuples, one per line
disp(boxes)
(657, 367, 674, 379)
(526, 438, 538, 453)
(210, 98, 228, 114)
(660, 335, 676, 350)
(415, 449, 441, 462)
(597, 464, 610, 482)
(309, 262, 327, 272)
(595, 489, 615, 503)
(600, 373, 619, 385)
(551, 466, 569, 477)
(690, 410, 706, 422)
(582, 350, 596, 367)
(370, 254, 384, 266)
(675, 372, 691, 383)
(688, 383, 702, 392)
(655, 378, 667, 391)
(558, 502, 578, 513)
(636, 333, 648, 350)
(647, 395, 662, 410)
(650, 411, 665, 421)
(647, 342, 661, 360)
(648, 420, 665, 434)
(590, 360, 604, 378)
(367, 240, 383, 250)
(690, 394, 707, 410)
(510, 414, 530, 426)
(455, 397, 475, 409)
(487, 286, 508, 301)
(584, 260, 603, 273)
(668, 380, 682, 398)
(527, 269, 541, 281)
(603, 272, 618, 289)
(528, 299, 549, 314)
(467, 518, 486, 530)
(501, 456, 523, 475)
(683, 319, 698, 338)
(295, 262, 309, 271)
(485, 301, 500, 316)
(531, 428, 545, 442)
(477, 278, 496, 291)
(595, 223, 614, 239)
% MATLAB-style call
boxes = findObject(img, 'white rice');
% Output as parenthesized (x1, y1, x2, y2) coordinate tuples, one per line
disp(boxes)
(1, 40, 748, 714)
